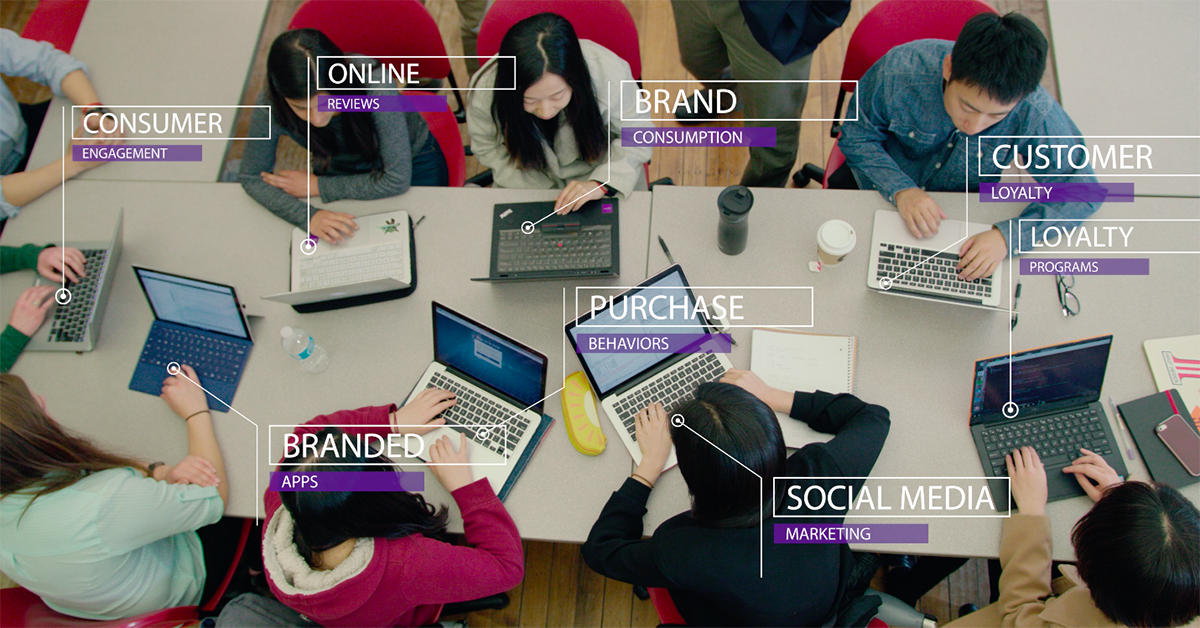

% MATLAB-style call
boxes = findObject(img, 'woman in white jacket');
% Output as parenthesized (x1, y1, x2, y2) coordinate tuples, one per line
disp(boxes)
(467, 12, 653, 214)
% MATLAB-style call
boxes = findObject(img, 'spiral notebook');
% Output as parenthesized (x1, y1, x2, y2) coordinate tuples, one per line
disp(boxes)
(750, 328, 858, 448)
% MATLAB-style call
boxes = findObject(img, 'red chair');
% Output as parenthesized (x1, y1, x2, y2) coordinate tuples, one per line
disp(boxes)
(409, 90, 467, 187)
(288, 0, 469, 123)
(19, 0, 89, 53)
(476, 0, 642, 80)
(795, 0, 997, 188)
(0, 518, 253, 628)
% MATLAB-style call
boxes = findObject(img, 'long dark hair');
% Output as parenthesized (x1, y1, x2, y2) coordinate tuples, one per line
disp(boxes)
(1072, 481, 1200, 627)
(671, 383, 787, 527)
(267, 28, 382, 172)
(491, 13, 608, 171)
(279, 427, 448, 567)
(0, 374, 147, 520)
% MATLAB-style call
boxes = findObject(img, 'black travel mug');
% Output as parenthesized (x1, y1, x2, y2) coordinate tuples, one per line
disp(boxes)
(717, 185, 753, 255)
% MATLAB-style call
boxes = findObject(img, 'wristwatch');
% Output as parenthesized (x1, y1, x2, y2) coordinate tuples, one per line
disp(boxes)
(148, 461, 166, 478)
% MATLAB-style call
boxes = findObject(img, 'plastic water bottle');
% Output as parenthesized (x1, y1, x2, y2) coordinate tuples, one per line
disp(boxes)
(280, 326, 329, 373)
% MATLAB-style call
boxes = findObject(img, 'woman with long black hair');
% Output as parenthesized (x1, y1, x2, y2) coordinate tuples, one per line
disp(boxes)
(467, 13, 653, 213)
(261, 389, 524, 626)
(239, 29, 447, 243)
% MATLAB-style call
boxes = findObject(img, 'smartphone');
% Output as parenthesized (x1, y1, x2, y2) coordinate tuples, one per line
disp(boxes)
(1156, 414, 1200, 476)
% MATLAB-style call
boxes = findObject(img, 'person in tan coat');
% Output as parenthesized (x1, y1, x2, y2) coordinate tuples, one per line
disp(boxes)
(949, 447, 1200, 628)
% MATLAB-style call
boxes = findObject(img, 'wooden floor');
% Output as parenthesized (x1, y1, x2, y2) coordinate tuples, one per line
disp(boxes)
(2, 0, 1058, 623)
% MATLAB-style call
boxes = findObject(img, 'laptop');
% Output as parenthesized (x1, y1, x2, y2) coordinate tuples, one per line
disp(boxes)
(129, 267, 254, 411)
(472, 199, 619, 281)
(970, 335, 1128, 510)
(262, 210, 412, 306)
(403, 302, 551, 498)
(867, 209, 1004, 309)
(565, 265, 733, 467)
(27, 209, 123, 352)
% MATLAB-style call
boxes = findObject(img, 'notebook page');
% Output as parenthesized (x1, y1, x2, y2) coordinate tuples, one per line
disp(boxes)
(751, 328, 857, 449)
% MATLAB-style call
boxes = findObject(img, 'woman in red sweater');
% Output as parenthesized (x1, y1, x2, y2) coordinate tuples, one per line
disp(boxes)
(262, 390, 524, 626)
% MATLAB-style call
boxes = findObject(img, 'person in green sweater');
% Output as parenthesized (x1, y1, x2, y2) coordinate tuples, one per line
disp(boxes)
(1, 243, 85, 372)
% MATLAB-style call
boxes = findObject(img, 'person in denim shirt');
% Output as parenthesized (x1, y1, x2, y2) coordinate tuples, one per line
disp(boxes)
(838, 13, 1100, 281)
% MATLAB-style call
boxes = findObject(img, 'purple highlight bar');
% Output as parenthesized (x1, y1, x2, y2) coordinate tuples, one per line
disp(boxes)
(73, 145, 201, 161)
(774, 524, 928, 544)
(621, 127, 776, 147)
(980, 182, 1134, 203)
(318, 94, 447, 112)
(270, 471, 425, 492)
(577, 333, 732, 354)
(1021, 258, 1149, 275)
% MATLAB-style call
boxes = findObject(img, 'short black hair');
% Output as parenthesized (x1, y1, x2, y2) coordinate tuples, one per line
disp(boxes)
(950, 12, 1047, 104)
(670, 383, 786, 527)
(1072, 481, 1200, 627)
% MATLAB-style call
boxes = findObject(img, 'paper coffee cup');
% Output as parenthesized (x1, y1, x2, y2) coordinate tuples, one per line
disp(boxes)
(817, 220, 856, 267)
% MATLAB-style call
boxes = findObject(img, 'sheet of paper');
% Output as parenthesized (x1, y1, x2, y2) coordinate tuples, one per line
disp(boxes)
(751, 328, 856, 448)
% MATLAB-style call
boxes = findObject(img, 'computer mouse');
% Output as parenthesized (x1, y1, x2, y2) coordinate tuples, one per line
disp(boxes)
(563, 371, 606, 455)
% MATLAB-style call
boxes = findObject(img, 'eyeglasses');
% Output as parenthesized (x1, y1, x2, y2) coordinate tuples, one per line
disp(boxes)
(1010, 283, 1022, 330)
(1056, 274, 1080, 317)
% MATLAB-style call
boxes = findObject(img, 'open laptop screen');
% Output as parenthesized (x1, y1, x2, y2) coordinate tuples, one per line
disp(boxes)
(971, 335, 1113, 425)
(434, 303, 547, 410)
(567, 265, 709, 396)
(134, 268, 250, 340)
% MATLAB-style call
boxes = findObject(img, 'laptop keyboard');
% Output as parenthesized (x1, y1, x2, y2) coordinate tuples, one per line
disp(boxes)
(48, 248, 108, 343)
(298, 242, 405, 289)
(612, 353, 727, 441)
(427, 372, 530, 456)
(497, 225, 612, 273)
(876, 243, 993, 301)
(981, 408, 1112, 477)
(138, 326, 246, 383)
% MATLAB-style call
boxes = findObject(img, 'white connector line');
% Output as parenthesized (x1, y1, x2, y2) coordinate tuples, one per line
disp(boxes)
(889, 136, 973, 283)
(529, 82, 615, 228)
(61, 108, 66, 290)
(306, 56, 311, 233)
(677, 418, 763, 578)
(171, 365, 260, 522)
(1007, 222, 1014, 406)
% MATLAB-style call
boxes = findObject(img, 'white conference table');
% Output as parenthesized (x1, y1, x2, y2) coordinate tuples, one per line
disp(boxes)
(1048, 0, 1200, 197)
(25, 0, 269, 183)
(3, 182, 652, 543)
(641, 185, 1200, 561)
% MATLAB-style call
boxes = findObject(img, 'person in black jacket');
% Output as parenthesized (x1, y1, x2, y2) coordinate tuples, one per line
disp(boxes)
(669, 1, 851, 187)
(582, 369, 890, 626)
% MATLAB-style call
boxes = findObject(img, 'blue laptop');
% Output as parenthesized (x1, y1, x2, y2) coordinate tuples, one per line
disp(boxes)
(129, 267, 253, 410)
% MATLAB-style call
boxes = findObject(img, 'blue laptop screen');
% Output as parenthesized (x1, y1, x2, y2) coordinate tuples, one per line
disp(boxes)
(434, 305, 545, 409)
(971, 336, 1112, 425)
(568, 267, 708, 396)
(137, 269, 249, 339)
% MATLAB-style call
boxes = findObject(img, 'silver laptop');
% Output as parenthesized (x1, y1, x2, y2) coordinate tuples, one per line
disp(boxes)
(867, 209, 1004, 309)
(403, 302, 548, 495)
(28, 209, 123, 351)
(565, 264, 734, 468)
(262, 210, 412, 306)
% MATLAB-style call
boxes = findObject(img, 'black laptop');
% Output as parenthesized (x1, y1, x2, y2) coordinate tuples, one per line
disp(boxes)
(472, 199, 619, 281)
(970, 335, 1128, 510)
